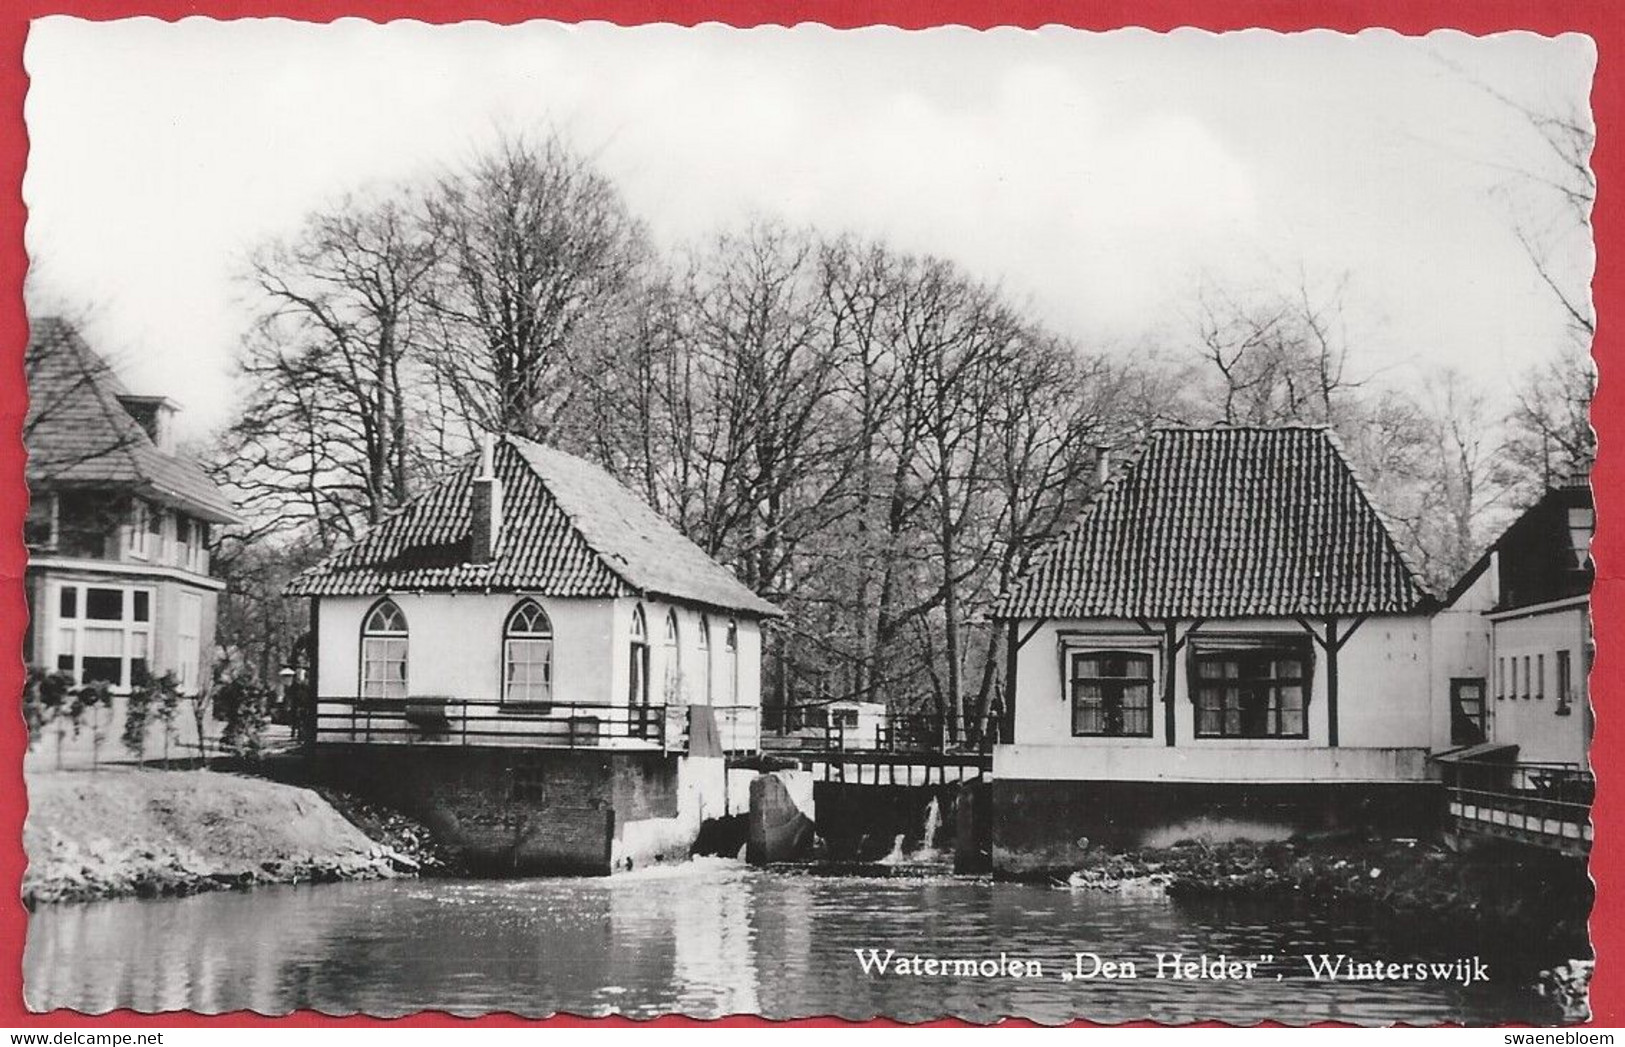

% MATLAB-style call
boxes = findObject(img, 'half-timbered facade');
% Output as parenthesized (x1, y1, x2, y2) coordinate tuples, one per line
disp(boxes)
(988, 426, 1439, 869)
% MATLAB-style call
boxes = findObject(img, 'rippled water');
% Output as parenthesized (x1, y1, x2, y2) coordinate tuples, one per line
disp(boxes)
(24, 860, 1562, 1024)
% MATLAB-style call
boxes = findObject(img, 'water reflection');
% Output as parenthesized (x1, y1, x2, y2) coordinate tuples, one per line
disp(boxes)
(25, 860, 1558, 1025)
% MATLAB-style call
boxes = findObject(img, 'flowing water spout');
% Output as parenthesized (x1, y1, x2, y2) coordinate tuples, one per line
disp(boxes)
(877, 834, 907, 865)
(921, 797, 942, 854)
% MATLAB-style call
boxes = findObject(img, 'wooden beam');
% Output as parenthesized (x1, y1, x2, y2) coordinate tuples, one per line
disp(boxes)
(1005, 621, 1019, 744)
(1163, 620, 1179, 747)
(1325, 615, 1340, 748)
(1330, 614, 1370, 652)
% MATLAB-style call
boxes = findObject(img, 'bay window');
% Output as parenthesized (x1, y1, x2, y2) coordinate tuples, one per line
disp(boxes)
(51, 582, 152, 690)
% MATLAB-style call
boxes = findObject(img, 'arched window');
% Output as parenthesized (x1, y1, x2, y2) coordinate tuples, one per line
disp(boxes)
(360, 599, 408, 700)
(725, 620, 739, 705)
(503, 600, 553, 704)
(697, 616, 712, 705)
(664, 610, 681, 702)
(628, 604, 649, 706)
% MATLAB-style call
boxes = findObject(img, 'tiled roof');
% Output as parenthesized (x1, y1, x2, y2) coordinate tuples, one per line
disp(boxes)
(25, 317, 241, 524)
(285, 435, 783, 618)
(994, 426, 1433, 621)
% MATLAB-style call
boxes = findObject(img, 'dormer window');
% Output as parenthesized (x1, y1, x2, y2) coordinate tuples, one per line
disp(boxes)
(1568, 507, 1595, 570)
(116, 395, 177, 453)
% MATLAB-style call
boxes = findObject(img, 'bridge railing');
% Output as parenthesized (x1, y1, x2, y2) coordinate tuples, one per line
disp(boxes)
(314, 697, 686, 751)
(756, 708, 1005, 755)
(710, 705, 763, 754)
(1441, 758, 1593, 854)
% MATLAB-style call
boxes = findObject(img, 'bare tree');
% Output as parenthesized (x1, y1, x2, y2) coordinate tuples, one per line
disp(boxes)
(425, 132, 649, 442)
(1186, 276, 1362, 428)
(217, 194, 440, 548)
(1505, 343, 1596, 493)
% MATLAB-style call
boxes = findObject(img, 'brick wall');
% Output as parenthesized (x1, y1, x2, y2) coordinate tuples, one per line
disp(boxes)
(316, 747, 693, 875)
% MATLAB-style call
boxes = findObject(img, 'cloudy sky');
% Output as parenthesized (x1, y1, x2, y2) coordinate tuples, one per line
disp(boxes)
(23, 19, 1594, 437)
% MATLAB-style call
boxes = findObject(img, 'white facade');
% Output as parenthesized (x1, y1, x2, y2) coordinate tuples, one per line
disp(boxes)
(1433, 552, 1592, 768)
(1430, 564, 1496, 751)
(1486, 600, 1591, 767)
(315, 591, 763, 710)
(999, 614, 1436, 782)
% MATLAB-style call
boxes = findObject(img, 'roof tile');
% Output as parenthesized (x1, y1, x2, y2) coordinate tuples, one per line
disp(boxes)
(285, 435, 782, 618)
(994, 426, 1432, 620)
(25, 317, 241, 524)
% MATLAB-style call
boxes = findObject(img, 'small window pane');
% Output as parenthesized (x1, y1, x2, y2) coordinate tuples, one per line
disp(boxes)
(86, 588, 123, 621)
(82, 657, 122, 685)
(59, 587, 77, 619)
(133, 591, 150, 622)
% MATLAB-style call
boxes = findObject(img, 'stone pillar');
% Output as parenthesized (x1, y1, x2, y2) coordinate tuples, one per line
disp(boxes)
(746, 769, 815, 865)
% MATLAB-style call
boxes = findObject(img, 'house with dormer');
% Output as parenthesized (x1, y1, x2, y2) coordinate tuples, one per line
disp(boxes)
(24, 318, 241, 696)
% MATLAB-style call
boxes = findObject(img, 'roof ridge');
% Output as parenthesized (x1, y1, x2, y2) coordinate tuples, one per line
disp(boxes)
(1151, 423, 1333, 433)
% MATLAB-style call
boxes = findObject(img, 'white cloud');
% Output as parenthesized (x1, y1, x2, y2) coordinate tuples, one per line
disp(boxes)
(22, 20, 1593, 433)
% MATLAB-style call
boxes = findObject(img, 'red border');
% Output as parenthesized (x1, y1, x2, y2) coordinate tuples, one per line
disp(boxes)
(0, 0, 1616, 1029)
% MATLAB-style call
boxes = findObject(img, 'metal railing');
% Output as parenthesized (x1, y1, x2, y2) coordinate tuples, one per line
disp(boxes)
(314, 697, 676, 750)
(757, 708, 1004, 755)
(1441, 758, 1593, 854)
(710, 705, 763, 755)
(314, 697, 769, 754)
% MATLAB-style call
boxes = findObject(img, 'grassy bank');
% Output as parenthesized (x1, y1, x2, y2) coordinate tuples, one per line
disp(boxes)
(23, 768, 426, 905)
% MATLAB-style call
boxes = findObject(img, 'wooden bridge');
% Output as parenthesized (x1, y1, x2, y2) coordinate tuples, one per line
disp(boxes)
(1440, 758, 1593, 857)
(738, 709, 995, 784)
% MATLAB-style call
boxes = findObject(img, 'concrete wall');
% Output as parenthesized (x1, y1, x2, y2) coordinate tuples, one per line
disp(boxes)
(994, 744, 1431, 783)
(812, 782, 960, 861)
(312, 746, 730, 874)
(1491, 605, 1591, 766)
(990, 778, 1444, 876)
(316, 593, 763, 712)
(746, 770, 816, 865)
(1008, 614, 1432, 753)
(1431, 565, 1496, 750)
(612, 755, 728, 870)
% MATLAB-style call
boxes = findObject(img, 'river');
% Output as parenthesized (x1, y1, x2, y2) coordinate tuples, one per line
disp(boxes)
(24, 859, 1565, 1024)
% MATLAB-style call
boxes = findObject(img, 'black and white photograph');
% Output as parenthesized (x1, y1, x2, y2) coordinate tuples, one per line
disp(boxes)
(16, 19, 1597, 1025)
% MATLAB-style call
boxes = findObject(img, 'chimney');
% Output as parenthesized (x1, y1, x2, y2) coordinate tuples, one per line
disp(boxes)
(1094, 445, 1112, 487)
(469, 433, 503, 564)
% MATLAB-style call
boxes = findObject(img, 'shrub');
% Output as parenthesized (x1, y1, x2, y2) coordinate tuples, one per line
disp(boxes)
(215, 675, 271, 761)
(69, 680, 113, 769)
(24, 667, 74, 757)
(123, 669, 181, 764)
